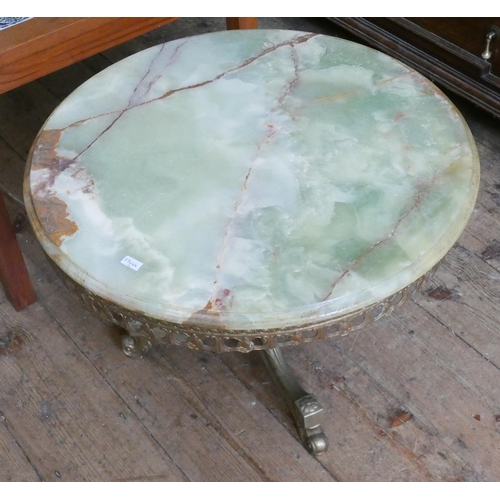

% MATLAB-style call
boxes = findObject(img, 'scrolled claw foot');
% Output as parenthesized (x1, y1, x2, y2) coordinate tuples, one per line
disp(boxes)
(260, 348, 329, 456)
(295, 394, 329, 456)
(305, 431, 328, 456)
(121, 333, 152, 358)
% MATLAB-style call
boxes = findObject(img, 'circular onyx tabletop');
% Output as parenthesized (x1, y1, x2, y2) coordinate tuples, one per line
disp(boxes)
(25, 30, 479, 331)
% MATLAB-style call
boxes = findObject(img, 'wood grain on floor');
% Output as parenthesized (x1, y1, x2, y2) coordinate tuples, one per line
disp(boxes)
(1, 17, 500, 481)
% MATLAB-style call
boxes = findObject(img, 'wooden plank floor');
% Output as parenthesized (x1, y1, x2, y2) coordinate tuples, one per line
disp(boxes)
(1, 17, 500, 482)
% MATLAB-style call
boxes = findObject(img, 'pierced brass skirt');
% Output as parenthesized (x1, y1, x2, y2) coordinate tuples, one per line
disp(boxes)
(56, 262, 438, 356)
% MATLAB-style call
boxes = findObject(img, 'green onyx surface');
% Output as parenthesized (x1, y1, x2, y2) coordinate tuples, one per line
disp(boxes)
(25, 30, 480, 329)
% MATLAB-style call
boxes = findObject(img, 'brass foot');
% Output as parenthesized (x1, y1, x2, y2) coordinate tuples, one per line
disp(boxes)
(121, 332, 152, 358)
(294, 394, 328, 455)
(260, 348, 328, 456)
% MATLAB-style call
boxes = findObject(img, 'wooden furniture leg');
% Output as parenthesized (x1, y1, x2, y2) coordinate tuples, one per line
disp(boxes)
(226, 18, 258, 30)
(0, 191, 36, 311)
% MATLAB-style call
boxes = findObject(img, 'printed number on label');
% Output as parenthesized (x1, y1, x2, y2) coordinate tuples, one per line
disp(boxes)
(121, 256, 144, 271)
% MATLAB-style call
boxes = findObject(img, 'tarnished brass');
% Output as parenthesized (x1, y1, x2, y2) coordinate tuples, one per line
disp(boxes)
(52, 260, 438, 456)
(261, 348, 328, 455)
(121, 332, 152, 358)
(56, 266, 436, 355)
(482, 26, 499, 60)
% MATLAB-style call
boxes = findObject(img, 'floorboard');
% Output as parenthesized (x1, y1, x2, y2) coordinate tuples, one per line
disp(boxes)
(1, 17, 500, 482)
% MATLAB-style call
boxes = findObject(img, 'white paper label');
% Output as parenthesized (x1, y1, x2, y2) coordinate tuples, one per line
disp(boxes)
(120, 256, 144, 271)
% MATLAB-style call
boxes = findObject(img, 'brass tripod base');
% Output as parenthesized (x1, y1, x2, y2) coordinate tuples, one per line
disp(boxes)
(260, 348, 328, 456)
(120, 328, 328, 455)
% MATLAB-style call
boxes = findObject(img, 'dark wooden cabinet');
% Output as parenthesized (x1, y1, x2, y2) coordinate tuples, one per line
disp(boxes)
(329, 18, 500, 118)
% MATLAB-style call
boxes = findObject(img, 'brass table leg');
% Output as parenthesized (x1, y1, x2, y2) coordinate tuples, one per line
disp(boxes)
(118, 328, 329, 454)
(260, 348, 328, 456)
(121, 331, 152, 358)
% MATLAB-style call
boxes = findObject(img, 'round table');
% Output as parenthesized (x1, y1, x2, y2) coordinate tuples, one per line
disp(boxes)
(24, 29, 480, 455)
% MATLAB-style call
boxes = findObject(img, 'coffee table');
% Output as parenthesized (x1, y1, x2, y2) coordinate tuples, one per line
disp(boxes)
(23, 29, 480, 455)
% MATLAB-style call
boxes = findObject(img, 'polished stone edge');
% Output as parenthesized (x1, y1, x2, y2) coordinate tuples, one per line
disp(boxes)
(24, 138, 439, 352)
(22, 143, 479, 332)
(51, 257, 438, 354)
(22, 38, 480, 331)
(23, 159, 472, 330)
